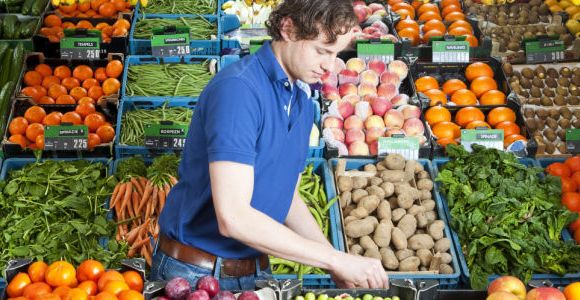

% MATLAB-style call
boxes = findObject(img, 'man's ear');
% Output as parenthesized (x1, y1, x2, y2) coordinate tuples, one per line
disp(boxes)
(279, 17, 296, 41)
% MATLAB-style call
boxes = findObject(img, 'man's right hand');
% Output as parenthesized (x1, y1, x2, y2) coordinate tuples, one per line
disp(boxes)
(329, 252, 389, 289)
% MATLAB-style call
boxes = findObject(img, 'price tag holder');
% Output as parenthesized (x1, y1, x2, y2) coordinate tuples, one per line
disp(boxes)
(566, 129, 580, 154)
(60, 29, 101, 60)
(432, 40, 470, 63)
(356, 39, 395, 64)
(144, 122, 188, 149)
(524, 37, 565, 64)
(44, 125, 89, 150)
(151, 26, 191, 57)
(460, 129, 504, 152)
(377, 135, 419, 160)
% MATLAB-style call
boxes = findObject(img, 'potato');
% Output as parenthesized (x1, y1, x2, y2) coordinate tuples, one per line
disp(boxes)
(350, 207, 369, 218)
(385, 154, 406, 170)
(350, 244, 363, 255)
(416, 170, 430, 179)
(380, 248, 399, 270)
(419, 190, 431, 200)
(439, 264, 454, 274)
(404, 160, 419, 181)
(396, 249, 415, 261)
(377, 163, 386, 171)
(364, 164, 377, 172)
(416, 249, 433, 267)
(434, 238, 451, 253)
(358, 195, 380, 213)
(440, 253, 452, 264)
(380, 182, 395, 197)
(389, 197, 398, 209)
(391, 227, 408, 250)
(360, 235, 379, 251)
(365, 248, 382, 260)
(344, 216, 358, 224)
(397, 194, 414, 210)
(417, 179, 434, 191)
(338, 176, 353, 192)
(408, 234, 435, 250)
(381, 170, 406, 183)
(345, 217, 375, 238)
(399, 256, 420, 271)
(380, 219, 394, 227)
(392, 208, 406, 222)
(377, 201, 392, 220)
(352, 189, 369, 203)
(416, 212, 429, 228)
(353, 177, 368, 189)
(370, 177, 383, 186)
(428, 220, 445, 240)
(368, 216, 379, 228)
(343, 205, 355, 216)
(416, 229, 425, 234)
(395, 184, 420, 200)
(340, 191, 352, 208)
(366, 185, 385, 200)
(421, 199, 436, 211)
(407, 205, 425, 216)
(373, 223, 391, 247)
(425, 211, 437, 223)
(397, 214, 417, 238)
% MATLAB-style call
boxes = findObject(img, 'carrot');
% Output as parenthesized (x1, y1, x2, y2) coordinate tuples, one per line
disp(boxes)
(137, 181, 153, 213)
(161, 183, 171, 211)
(142, 244, 152, 266)
(119, 182, 133, 220)
(110, 182, 127, 212)
(131, 235, 151, 250)
(149, 186, 159, 218)
(168, 175, 178, 186)
(109, 182, 121, 209)
(157, 185, 167, 215)
(131, 177, 144, 196)
(126, 190, 135, 220)
(125, 225, 141, 244)
(139, 176, 148, 189)
(132, 190, 141, 219)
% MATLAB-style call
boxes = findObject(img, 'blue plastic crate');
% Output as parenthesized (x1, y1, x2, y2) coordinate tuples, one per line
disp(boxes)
(432, 157, 580, 288)
(136, 0, 225, 16)
(115, 98, 196, 159)
(129, 12, 221, 55)
(327, 158, 461, 289)
(120, 55, 220, 102)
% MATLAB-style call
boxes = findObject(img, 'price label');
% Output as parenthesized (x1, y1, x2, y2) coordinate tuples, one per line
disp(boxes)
(357, 39, 395, 64)
(44, 125, 89, 150)
(144, 123, 188, 149)
(432, 41, 470, 63)
(377, 136, 419, 160)
(565, 129, 580, 154)
(460, 129, 504, 152)
(151, 26, 190, 57)
(60, 37, 100, 60)
(525, 39, 565, 64)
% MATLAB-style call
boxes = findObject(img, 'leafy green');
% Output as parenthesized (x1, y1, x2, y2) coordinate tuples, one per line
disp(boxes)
(0, 160, 128, 271)
(147, 154, 180, 186)
(116, 156, 148, 181)
(437, 144, 580, 289)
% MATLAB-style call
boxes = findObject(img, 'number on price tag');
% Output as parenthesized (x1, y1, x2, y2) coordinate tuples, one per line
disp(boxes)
(377, 136, 419, 160)
(151, 26, 191, 57)
(566, 129, 580, 154)
(44, 125, 89, 150)
(357, 39, 395, 64)
(432, 40, 470, 63)
(144, 122, 189, 149)
(60, 29, 101, 60)
(460, 129, 504, 152)
(525, 38, 565, 64)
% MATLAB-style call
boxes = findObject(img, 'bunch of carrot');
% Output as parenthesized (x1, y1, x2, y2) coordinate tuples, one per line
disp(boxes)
(109, 154, 180, 266)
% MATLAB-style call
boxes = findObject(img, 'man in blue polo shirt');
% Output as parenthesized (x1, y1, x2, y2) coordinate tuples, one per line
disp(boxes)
(152, 0, 389, 290)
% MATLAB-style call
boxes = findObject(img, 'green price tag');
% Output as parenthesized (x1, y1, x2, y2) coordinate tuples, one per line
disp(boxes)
(44, 125, 89, 150)
(60, 29, 101, 60)
(460, 129, 504, 152)
(151, 26, 190, 57)
(525, 39, 565, 64)
(565, 129, 580, 154)
(144, 123, 189, 149)
(377, 136, 419, 160)
(432, 40, 470, 63)
(356, 39, 395, 64)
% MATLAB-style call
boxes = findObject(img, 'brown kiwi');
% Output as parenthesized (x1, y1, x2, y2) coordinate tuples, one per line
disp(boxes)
(507, 42, 520, 52)
(539, 3, 549, 14)
(570, 86, 579, 96)
(520, 90, 530, 98)
(560, 34, 574, 46)
(557, 142, 567, 154)
(554, 95, 567, 106)
(574, 110, 580, 119)
(529, 97, 541, 105)
(530, 86, 542, 97)
(546, 117, 558, 129)
(561, 67, 572, 78)
(543, 88, 555, 97)
(548, 108, 560, 119)
(536, 108, 549, 119)
(502, 63, 513, 77)
(545, 77, 558, 88)
(528, 13, 539, 23)
(572, 75, 580, 86)
(574, 119, 580, 128)
(537, 118, 547, 129)
(535, 65, 546, 76)
(574, 67, 580, 77)
(525, 118, 537, 131)
(544, 128, 557, 142)
(513, 70, 521, 78)
(545, 143, 556, 154)
(559, 118, 571, 129)
(558, 77, 570, 87)
(520, 78, 532, 89)
(560, 107, 572, 119)
(522, 68, 535, 79)
(558, 129, 567, 140)
(524, 108, 535, 118)
(532, 77, 544, 88)
(556, 86, 569, 96)
(547, 68, 559, 78)
(540, 96, 553, 106)
(569, 96, 580, 105)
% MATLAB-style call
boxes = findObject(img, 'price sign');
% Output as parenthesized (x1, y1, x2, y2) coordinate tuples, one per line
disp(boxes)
(144, 123, 188, 149)
(525, 39, 565, 64)
(357, 39, 395, 64)
(565, 129, 580, 154)
(151, 26, 190, 57)
(432, 40, 470, 63)
(377, 136, 419, 160)
(460, 129, 504, 152)
(60, 29, 101, 60)
(44, 125, 89, 150)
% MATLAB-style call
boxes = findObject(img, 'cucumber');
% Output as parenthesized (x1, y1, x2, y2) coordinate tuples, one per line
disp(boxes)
(4, 0, 23, 6)
(19, 19, 36, 38)
(0, 81, 15, 139)
(5, 4, 21, 13)
(21, 0, 34, 14)
(0, 43, 8, 62)
(2, 15, 17, 39)
(0, 17, 3, 38)
(31, 0, 47, 16)
(9, 43, 23, 83)
(0, 48, 12, 87)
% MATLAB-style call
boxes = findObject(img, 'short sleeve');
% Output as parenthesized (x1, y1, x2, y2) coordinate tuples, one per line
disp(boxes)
(201, 78, 261, 166)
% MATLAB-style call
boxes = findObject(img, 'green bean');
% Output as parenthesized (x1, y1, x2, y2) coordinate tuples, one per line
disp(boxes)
(133, 17, 216, 40)
(141, 0, 217, 15)
(126, 62, 214, 97)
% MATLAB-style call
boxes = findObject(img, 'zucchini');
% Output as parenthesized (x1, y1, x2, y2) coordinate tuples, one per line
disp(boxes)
(0, 81, 15, 139)
(9, 43, 23, 83)
(19, 19, 36, 38)
(21, 0, 33, 14)
(0, 43, 8, 62)
(0, 18, 3, 38)
(2, 15, 17, 39)
(4, 0, 23, 6)
(6, 4, 21, 13)
(0, 48, 12, 87)
(31, 0, 47, 16)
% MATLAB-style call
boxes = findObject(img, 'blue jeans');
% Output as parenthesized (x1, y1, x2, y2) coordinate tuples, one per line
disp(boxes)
(150, 250, 272, 291)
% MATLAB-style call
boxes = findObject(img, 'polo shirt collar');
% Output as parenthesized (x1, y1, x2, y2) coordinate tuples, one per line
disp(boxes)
(256, 41, 289, 83)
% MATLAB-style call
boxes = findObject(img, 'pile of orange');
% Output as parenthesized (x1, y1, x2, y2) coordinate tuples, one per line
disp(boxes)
(391, 0, 478, 47)
(545, 156, 580, 244)
(415, 62, 507, 107)
(6, 260, 144, 300)
(41, 14, 130, 43)
(425, 105, 526, 148)
(20, 60, 122, 105)
(53, 0, 132, 19)
(8, 104, 115, 150)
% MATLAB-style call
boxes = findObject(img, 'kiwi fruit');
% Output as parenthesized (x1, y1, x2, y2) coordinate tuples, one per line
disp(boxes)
(560, 34, 574, 46)
(574, 110, 580, 119)
(513, 70, 521, 78)
(532, 78, 544, 88)
(574, 67, 580, 77)
(561, 67, 572, 78)
(536, 108, 548, 119)
(545, 77, 558, 88)
(571, 87, 579, 96)
(520, 90, 530, 98)
(547, 68, 559, 78)
(535, 65, 546, 75)
(574, 119, 580, 128)
(557, 129, 567, 140)
(525, 118, 537, 131)
(544, 128, 557, 142)
(537, 118, 547, 129)
(572, 75, 580, 86)
(498, 16, 508, 26)
(523, 31, 535, 40)
(557, 142, 567, 154)
(502, 63, 513, 77)
(548, 108, 560, 119)
(520, 78, 532, 89)
(545, 143, 556, 154)
(556, 86, 569, 96)
(540, 15, 550, 22)
(522, 68, 534, 79)
(554, 95, 567, 106)
(559, 118, 571, 129)
(524, 108, 535, 118)
(507, 42, 520, 52)
(546, 117, 558, 129)
(560, 107, 572, 118)
(543, 88, 555, 97)
(540, 96, 553, 106)
(569, 96, 580, 105)
(558, 77, 570, 87)
(528, 13, 539, 23)
(529, 98, 541, 105)
(530, 86, 542, 97)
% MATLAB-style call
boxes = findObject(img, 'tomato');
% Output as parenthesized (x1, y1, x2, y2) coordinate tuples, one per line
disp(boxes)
(7, 272, 31, 297)
(102, 281, 129, 296)
(77, 281, 98, 296)
(77, 260, 105, 282)
(570, 217, 580, 232)
(118, 290, 144, 300)
(64, 288, 88, 300)
(53, 286, 72, 299)
(97, 271, 124, 292)
(561, 176, 578, 193)
(562, 192, 580, 212)
(45, 261, 77, 288)
(564, 282, 580, 300)
(565, 156, 580, 173)
(122, 271, 143, 292)
(23, 282, 52, 299)
(28, 261, 48, 283)
(547, 162, 572, 177)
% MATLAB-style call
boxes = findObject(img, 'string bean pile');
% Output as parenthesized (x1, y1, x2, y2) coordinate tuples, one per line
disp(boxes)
(125, 61, 215, 97)
(133, 17, 216, 40)
(120, 103, 193, 146)
(141, 0, 217, 14)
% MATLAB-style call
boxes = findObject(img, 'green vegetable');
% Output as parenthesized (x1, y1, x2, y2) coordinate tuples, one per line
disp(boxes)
(19, 19, 37, 38)
(2, 15, 17, 39)
(31, 0, 48, 15)
(141, 0, 217, 14)
(0, 160, 128, 271)
(116, 157, 148, 180)
(0, 48, 13, 85)
(133, 16, 216, 40)
(21, 0, 33, 15)
(10, 42, 24, 83)
(0, 81, 15, 138)
(147, 154, 180, 186)
(436, 144, 580, 289)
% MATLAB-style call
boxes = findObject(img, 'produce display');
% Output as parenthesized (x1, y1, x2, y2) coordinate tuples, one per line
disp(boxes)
(161, 276, 260, 300)
(350, 2, 399, 42)
(132, 17, 216, 40)
(0, 0, 48, 15)
(544, 157, 580, 243)
(0, 160, 127, 271)
(0, 15, 39, 39)
(221, 0, 281, 26)
(5, 259, 144, 299)
(336, 155, 455, 274)
(50, 0, 133, 18)
(0, 42, 24, 139)
(465, 0, 552, 21)
(437, 145, 580, 289)
(140, 0, 218, 15)
(39, 14, 131, 43)
(486, 275, 578, 300)
(295, 293, 401, 300)
(111, 155, 180, 265)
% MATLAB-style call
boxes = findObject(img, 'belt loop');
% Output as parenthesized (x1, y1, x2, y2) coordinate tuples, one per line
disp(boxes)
(213, 256, 222, 279)
(152, 239, 159, 256)
(255, 258, 260, 274)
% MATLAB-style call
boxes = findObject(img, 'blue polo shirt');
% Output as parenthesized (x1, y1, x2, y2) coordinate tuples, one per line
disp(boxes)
(158, 42, 314, 259)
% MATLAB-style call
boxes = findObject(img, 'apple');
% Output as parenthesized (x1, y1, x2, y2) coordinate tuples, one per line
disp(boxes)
(343, 94, 361, 105)
(360, 70, 379, 86)
(345, 129, 365, 145)
(365, 115, 385, 129)
(321, 71, 338, 87)
(369, 140, 379, 155)
(323, 116, 343, 129)
(366, 127, 385, 144)
(339, 83, 358, 97)
(377, 83, 399, 100)
(212, 291, 236, 300)
(384, 109, 404, 129)
(488, 276, 527, 300)
(373, 8, 387, 16)
(391, 94, 410, 107)
(380, 71, 401, 87)
(353, 5, 369, 23)
(370, 96, 392, 116)
(238, 291, 260, 300)
(388, 60, 409, 80)
(358, 83, 378, 97)
(370, 21, 389, 34)
(321, 84, 339, 97)
(326, 127, 345, 143)
(326, 92, 341, 101)
(399, 104, 421, 119)
(346, 57, 366, 73)
(187, 290, 211, 300)
(487, 291, 521, 300)
(344, 115, 364, 131)
(525, 288, 566, 300)
(402, 118, 425, 136)
(333, 57, 346, 73)
(367, 59, 386, 74)
(196, 276, 220, 298)
(338, 100, 355, 119)
(348, 141, 370, 155)
(338, 69, 359, 85)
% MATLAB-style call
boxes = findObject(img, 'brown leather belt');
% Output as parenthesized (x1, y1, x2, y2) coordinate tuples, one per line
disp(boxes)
(158, 235, 268, 277)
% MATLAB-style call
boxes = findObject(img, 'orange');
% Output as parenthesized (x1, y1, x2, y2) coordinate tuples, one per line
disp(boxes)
(61, 112, 83, 125)
(503, 134, 527, 148)
(24, 106, 47, 124)
(561, 177, 578, 193)
(53, 286, 71, 299)
(455, 106, 485, 127)
(432, 121, 461, 139)
(36, 293, 62, 300)
(441, 0, 461, 7)
(572, 172, 580, 188)
(470, 76, 498, 97)
(82, 78, 100, 90)
(447, 26, 471, 36)
(43, 112, 63, 126)
(35, 64, 53, 77)
(53, 66, 72, 80)
(77, 260, 105, 282)
(73, 65, 94, 82)
(415, 76, 439, 92)
(105, 60, 123, 78)
(397, 27, 420, 46)
(56, 95, 77, 105)
(422, 19, 446, 35)
(494, 121, 520, 137)
(113, 19, 131, 31)
(121, 271, 143, 292)
(564, 281, 580, 299)
(451, 89, 477, 106)
(396, 18, 420, 32)
(88, 86, 104, 101)
(391, 2, 414, 12)
(84, 113, 106, 132)
(465, 120, 491, 129)
(418, 3, 440, 16)
(70, 87, 88, 101)
(45, 261, 77, 288)
(88, 133, 101, 149)
(78, 1, 91, 12)
(77, 281, 98, 296)
(422, 29, 444, 44)
(24, 71, 43, 86)
(76, 102, 97, 118)
(35, 134, 45, 150)
(23, 282, 52, 299)
(42, 76, 61, 89)
(94, 67, 108, 82)
(44, 15, 62, 27)
(562, 192, 580, 212)
(464, 34, 479, 47)
(96, 125, 115, 143)
(26, 123, 44, 142)
(28, 262, 48, 283)
(7, 273, 32, 297)
(425, 106, 451, 126)
(465, 62, 494, 81)
(97, 271, 124, 292)
(112, 27, 128, 37)
(95, 291, 118, 300)
(118, 290, 144, 300)
(442, 4, 462, 17)
(9, 134, 29, 149)
(479, 90, 506, 105)
(59, 2, 77, 13)
(62, 77, 81, 91)
(98, 3, 116, 17)
(565, 156, 580, 173)
(548, 162, 572, 178)
(65, 288, 88, 300)
(102, 78, 121, 95)
(48, 84, 68, 99)
(21, 86, 43, 101)
(419, 11, 442, 22)
(396, 8, 413, 19)
(487, 107, 516, 127)
(442, 79, 467, 96)
(437, 137, 457, 148)
(35, 86, 48, 98)
(423, 89, 447, 106)
(444, 11, 465, 22)
(78, 97, 96, 105)
(102, 281, 129, 296)
(9, 117, 29, 135)
(448, 20, 473, 32)
(62, 21, 75, 29)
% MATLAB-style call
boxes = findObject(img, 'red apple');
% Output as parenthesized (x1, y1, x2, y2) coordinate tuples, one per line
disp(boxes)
(399, 104, 421, 120)
(488, 276, 527, 300)
(370, 96, 392, 116)
(325, 127, 345, 143)
(345, 129, 365, 145)
(338, 69, 359, 85)
(358, 83, 378, 97)
(377, 83, 399, 100)
(365, 115, 385, 129)
(360, 70, 379, 86)
(384, 109, 404, 129)
(344, 115, 364, 131)
(369, 140, 379, 155)
(338, 100, 355, 119)
(323, 116, 343, 129)
(322, 84, 339, 97)
(487, 291, 521, 300)
(348, 140, 370, 155)
(366, 127, 385, 144)
(346, 57, 366, 73)
(368, 59, 386, 75)
(391, 94, 410, 107)
(388, 60, 409, 80)
(343, 94, 361, 105)
(321, 71, 338, 87)
(380, 71, 402, 87)
(339, 83, 358, 97)
(402, 118, 425, 136)
(525, 287, 566, 300)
